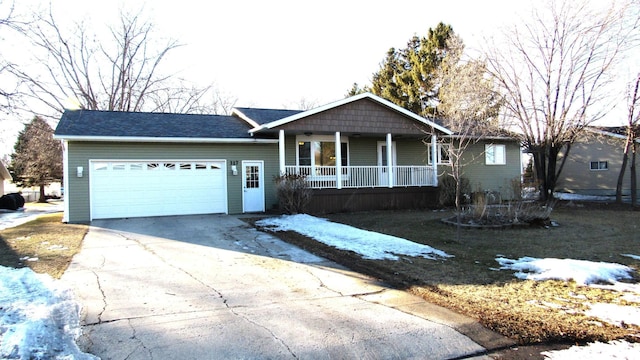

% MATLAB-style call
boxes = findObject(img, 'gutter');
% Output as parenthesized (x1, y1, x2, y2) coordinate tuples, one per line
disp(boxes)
(52, 135, 279, 144)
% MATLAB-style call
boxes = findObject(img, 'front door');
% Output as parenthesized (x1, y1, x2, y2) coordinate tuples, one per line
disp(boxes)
(377, 141, 397, 186)
(242, 161, 265, 212)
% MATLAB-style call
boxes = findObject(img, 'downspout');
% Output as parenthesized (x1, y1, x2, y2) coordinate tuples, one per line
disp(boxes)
(62, 140, 70, 223)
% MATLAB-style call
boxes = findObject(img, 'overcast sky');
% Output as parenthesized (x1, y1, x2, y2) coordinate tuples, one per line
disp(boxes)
(1, 0, 637, 155)
(23, 0, 538, 108)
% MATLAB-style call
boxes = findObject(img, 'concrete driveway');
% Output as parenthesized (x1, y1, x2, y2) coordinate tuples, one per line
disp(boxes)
(61, 215, 511, 359)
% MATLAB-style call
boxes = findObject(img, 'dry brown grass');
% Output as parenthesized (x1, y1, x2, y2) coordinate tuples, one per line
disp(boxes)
(254, 202, 640, 345)
(0, 213, 88, 279)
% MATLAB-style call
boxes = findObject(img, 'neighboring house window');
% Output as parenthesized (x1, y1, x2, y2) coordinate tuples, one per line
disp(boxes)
(485, 144, 506, 165)
(590, 161, 608, 171)
(428, 144, 451, 165)
(296, 135, 348, 167)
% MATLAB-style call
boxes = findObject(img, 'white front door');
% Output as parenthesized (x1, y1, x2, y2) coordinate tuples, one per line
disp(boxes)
(242, 161, 265, 213)
(377, 141, 397, 186)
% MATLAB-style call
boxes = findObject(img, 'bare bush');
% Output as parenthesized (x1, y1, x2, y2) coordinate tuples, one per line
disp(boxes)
(439, 176, 471, 207)
(275, 174, 312, 214)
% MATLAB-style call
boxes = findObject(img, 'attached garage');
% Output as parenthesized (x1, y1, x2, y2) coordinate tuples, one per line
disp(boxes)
(90, 160, 227, 219)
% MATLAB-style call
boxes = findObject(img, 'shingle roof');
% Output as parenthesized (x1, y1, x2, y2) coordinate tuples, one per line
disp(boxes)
(55, 110, 253, 139)
(233, 107, 303, 125)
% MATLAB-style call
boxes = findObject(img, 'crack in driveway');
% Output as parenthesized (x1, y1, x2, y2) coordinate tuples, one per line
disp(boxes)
(124, 318, 153, 360)
(91, 270, 107, 324)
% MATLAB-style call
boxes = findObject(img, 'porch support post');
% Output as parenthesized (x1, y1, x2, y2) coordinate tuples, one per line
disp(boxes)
(278, 129, 285, 175)
(386, 133, 393, 188)
(431, 133, 438, 186)
(335, 131, 342, 189)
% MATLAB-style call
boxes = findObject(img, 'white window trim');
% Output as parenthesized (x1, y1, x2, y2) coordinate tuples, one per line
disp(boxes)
(589, 161, 608, 171)
(428, 143, 451, 165)
(485, 144, 506, 165)
(295, 135, 349, 167)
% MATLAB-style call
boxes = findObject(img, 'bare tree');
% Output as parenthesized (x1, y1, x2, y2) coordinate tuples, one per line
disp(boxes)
(283, 97, 318, 111)
(0, 0, 26, 112)
(486, 0, 640, 202)
(615, 73, 640, 206)
(8, 6, 218, 117)
(149, 80, 237, 115)
(436, 35, 502, 236)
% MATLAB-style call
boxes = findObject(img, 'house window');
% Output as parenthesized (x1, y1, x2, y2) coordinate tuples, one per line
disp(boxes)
(485, 144, 506, 165)
(590, 161, 608, 171)
(428, 144, 451, 165)
(296, 136, 348, 168)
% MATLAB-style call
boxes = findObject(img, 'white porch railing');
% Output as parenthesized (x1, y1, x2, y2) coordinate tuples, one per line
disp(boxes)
(284, 165, 436, 189)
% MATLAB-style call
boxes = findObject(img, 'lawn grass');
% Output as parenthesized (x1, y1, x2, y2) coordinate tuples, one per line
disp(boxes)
(0, 213, 88, 279)
(257, 202, 640, 345)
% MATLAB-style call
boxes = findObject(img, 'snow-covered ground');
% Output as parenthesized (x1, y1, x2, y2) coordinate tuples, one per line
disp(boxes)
(258, 213, 640, 359)
(256, 214, 452, 260)
(2, 209, 638, 359)
(0, 266, 97, 359)
(0, 201, 64, 231)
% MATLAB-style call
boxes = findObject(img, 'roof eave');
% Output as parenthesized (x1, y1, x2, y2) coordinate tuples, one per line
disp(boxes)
(231, 108, 261, 129)
(53, 135, 279, 144)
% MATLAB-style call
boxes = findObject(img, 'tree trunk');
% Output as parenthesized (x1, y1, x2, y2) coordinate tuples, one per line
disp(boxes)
(615, 135, 631, 204)
(531, 147, 548, 201)
(39, 184, 46, 203)
(632, 142, 637, 208)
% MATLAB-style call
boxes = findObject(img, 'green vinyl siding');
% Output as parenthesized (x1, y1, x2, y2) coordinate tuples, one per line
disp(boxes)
(440, 140, 521, 200)
(284, 135, 429, 166)
(396, 139, 429, 165)
(348, 137, 377, 165)
(66, 141, 279, 222)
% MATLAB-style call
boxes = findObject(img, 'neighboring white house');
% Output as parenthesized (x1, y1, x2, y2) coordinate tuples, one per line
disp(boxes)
(0, 162, 12, 195)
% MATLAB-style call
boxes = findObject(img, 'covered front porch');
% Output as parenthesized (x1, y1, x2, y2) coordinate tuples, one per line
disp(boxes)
(277, 130, 440, 189)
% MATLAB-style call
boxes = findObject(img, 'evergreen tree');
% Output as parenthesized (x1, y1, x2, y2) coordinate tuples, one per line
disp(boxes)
(345, 83, 369, 97)
(10, 116, 62, 202)
(370, 22, 454, 117)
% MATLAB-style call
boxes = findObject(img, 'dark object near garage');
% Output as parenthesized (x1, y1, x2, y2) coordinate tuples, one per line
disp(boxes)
(0, 193, 25, 210)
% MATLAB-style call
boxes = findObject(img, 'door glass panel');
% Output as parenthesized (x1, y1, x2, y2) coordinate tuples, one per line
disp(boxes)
(245, 165, 260, 189)
(298, 141, 311, 166)
(380, 146, 388, 166)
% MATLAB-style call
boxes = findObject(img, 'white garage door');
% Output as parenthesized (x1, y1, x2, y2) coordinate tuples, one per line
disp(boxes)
(90, 160, 227, 219)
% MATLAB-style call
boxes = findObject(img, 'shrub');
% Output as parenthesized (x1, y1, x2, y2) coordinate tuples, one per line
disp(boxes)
(274, 174, 312, 214)
(438, 176, 471, 207)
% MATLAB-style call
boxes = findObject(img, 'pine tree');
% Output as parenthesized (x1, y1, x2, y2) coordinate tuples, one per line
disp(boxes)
(370, 23, 454, 117)
(10, 117, 63, 202)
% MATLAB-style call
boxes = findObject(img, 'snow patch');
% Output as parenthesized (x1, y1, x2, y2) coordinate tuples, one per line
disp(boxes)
(0, 266, 97, 359)
(256, 214, 451, 260)
(543, 340, 640, 359)
(495, 257, 634, 285)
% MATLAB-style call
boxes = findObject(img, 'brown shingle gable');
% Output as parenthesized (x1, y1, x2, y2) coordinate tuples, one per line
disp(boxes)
(263, 98, 434, 135)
